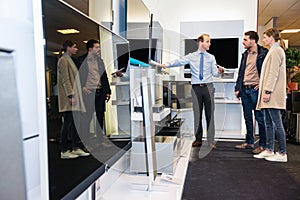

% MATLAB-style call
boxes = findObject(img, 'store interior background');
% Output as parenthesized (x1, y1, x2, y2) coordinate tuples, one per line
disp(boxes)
(0, 0, 300, 200)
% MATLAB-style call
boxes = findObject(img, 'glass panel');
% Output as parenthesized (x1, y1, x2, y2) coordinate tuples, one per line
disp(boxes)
(42, 0, 130, 199)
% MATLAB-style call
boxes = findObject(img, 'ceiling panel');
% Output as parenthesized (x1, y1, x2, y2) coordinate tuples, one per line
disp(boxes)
(258, 0, 271, 14)
(258, 0, 300, 47)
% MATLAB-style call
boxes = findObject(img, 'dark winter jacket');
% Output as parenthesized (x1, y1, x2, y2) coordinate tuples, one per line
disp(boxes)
(234, 45, 268, 97)
(76, 53, 111, 95)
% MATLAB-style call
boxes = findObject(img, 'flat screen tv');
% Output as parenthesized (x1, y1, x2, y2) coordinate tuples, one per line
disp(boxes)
(116, 39, 157, 71)
(128, 39, 157, 64)
(43, 0, 131, 199)
(184, 38, 239, 69)
(116, 43, 130, 71)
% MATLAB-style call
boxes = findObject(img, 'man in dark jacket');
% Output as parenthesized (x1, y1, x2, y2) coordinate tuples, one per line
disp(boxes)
(77, 39, 111, 140)
(234, 31, 268, 154)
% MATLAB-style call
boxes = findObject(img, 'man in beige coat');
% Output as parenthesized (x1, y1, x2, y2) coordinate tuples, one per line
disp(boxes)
(57, 40, 89, 159)
(254, 28, 287, 162)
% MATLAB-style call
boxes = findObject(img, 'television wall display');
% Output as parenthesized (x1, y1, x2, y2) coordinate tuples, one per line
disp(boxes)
(184, 38, 239, 69)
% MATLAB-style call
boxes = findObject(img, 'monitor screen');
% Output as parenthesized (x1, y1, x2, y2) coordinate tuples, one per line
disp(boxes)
(43, 0, 131, 199)
(184, 38, 239, 69)
(128, 39, 157, 64)
(116, 43, 130, 71)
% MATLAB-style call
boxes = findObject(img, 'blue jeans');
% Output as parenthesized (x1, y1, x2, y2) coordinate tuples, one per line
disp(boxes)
(241, 88, 266, 146)
(264, 108, 287, 154)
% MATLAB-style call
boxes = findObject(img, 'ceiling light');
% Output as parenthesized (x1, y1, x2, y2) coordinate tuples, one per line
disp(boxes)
(56, 28, 80, 34)
(280, 29, 300, 33)
(52, 51, 60, 55)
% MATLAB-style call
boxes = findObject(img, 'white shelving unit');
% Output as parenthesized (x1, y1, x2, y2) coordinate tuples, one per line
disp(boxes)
(212, 75, 245, 139)
(110, 79, 131, 137)
(168, 70, 245, 139)
(129, 68, 177, 173)
(131, 108, 170, 121)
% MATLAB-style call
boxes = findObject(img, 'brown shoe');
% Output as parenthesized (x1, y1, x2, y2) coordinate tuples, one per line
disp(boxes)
(252, 147, 264, 154)
(209, 143, 217, 149)
(235, 143, 254, 149)
(192, 140, 202, 147)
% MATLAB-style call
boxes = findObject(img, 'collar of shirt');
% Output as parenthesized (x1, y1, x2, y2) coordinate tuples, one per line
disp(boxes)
(247, 48, 257, 55)
(270, 42, 280, 51)
(197, 50, 206, 55)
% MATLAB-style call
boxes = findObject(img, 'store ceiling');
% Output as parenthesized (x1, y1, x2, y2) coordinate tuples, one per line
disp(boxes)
(43, 0, 100, 56)
(47, 0, 300, 48)
(258, 0, 300, 47)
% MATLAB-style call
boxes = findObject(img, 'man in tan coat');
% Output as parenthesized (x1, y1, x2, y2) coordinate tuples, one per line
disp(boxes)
(57, 40, 89, 159)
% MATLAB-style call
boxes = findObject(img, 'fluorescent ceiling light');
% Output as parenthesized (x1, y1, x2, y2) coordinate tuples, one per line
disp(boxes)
(52, 51, 60, 55)
(281, 29, 300, 33)
(56, 28, 80, 34)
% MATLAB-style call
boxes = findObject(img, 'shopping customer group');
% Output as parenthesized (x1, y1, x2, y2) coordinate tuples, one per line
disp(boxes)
(234, 28, 288, 162)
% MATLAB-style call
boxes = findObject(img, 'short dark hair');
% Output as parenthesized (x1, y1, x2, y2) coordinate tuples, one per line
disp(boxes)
(62, 40, 76, 52)
(197, 34, 210, 43)
(86, 39, 99, 51)
(244, 31, 259, 43)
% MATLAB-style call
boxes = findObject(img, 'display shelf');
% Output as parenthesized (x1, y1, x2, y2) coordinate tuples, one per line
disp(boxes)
(214, 98, 241, 104)
(112, 100, 130, 105)
(131, 108, 171, 121)
(110, 81, 130, 86)
(214, 130, 245, 139)
(111, 78, 131, 135)
(130, 136, 177, 173)
(212, 78, 236, 83)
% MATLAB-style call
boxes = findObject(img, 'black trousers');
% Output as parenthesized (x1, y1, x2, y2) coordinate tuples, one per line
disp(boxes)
(191, 83, 215, 143)
(60, 111, 80, 152)
(81, 89, 106, 138)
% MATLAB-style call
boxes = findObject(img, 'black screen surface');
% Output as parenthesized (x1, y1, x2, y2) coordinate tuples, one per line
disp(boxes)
(128, 39, 157, 64)
(184, 38, 239, 69)
(116, 43, 130, 71)
(43, 1, 131, 199)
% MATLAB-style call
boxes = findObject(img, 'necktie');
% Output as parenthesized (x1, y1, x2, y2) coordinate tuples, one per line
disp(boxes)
(199, 52, 204, 80)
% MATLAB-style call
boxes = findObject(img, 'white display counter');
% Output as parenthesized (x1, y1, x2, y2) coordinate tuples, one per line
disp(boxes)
(96, 137, 193, 200)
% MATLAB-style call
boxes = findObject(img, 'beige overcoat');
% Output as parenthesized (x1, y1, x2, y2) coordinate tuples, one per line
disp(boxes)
(256, 43, 286, 110)
(57, 53, 86, 112)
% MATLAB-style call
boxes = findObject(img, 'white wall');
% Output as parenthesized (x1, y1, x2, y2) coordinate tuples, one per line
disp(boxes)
(90, 0, 111, 24)
(0, 0, 48, 199)
(127, 0, 150, 22)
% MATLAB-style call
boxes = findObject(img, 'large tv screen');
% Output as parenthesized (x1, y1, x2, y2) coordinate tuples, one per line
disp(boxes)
(128, 39, 157, 64)
(115, 39, 157, 71)
(184, 38, 239, 69)
(116, 43, 130, 70)
(43, 0, 131, 199)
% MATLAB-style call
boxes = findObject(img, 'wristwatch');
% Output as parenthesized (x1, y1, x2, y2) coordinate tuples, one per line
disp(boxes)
(265, 90, 272, 94)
